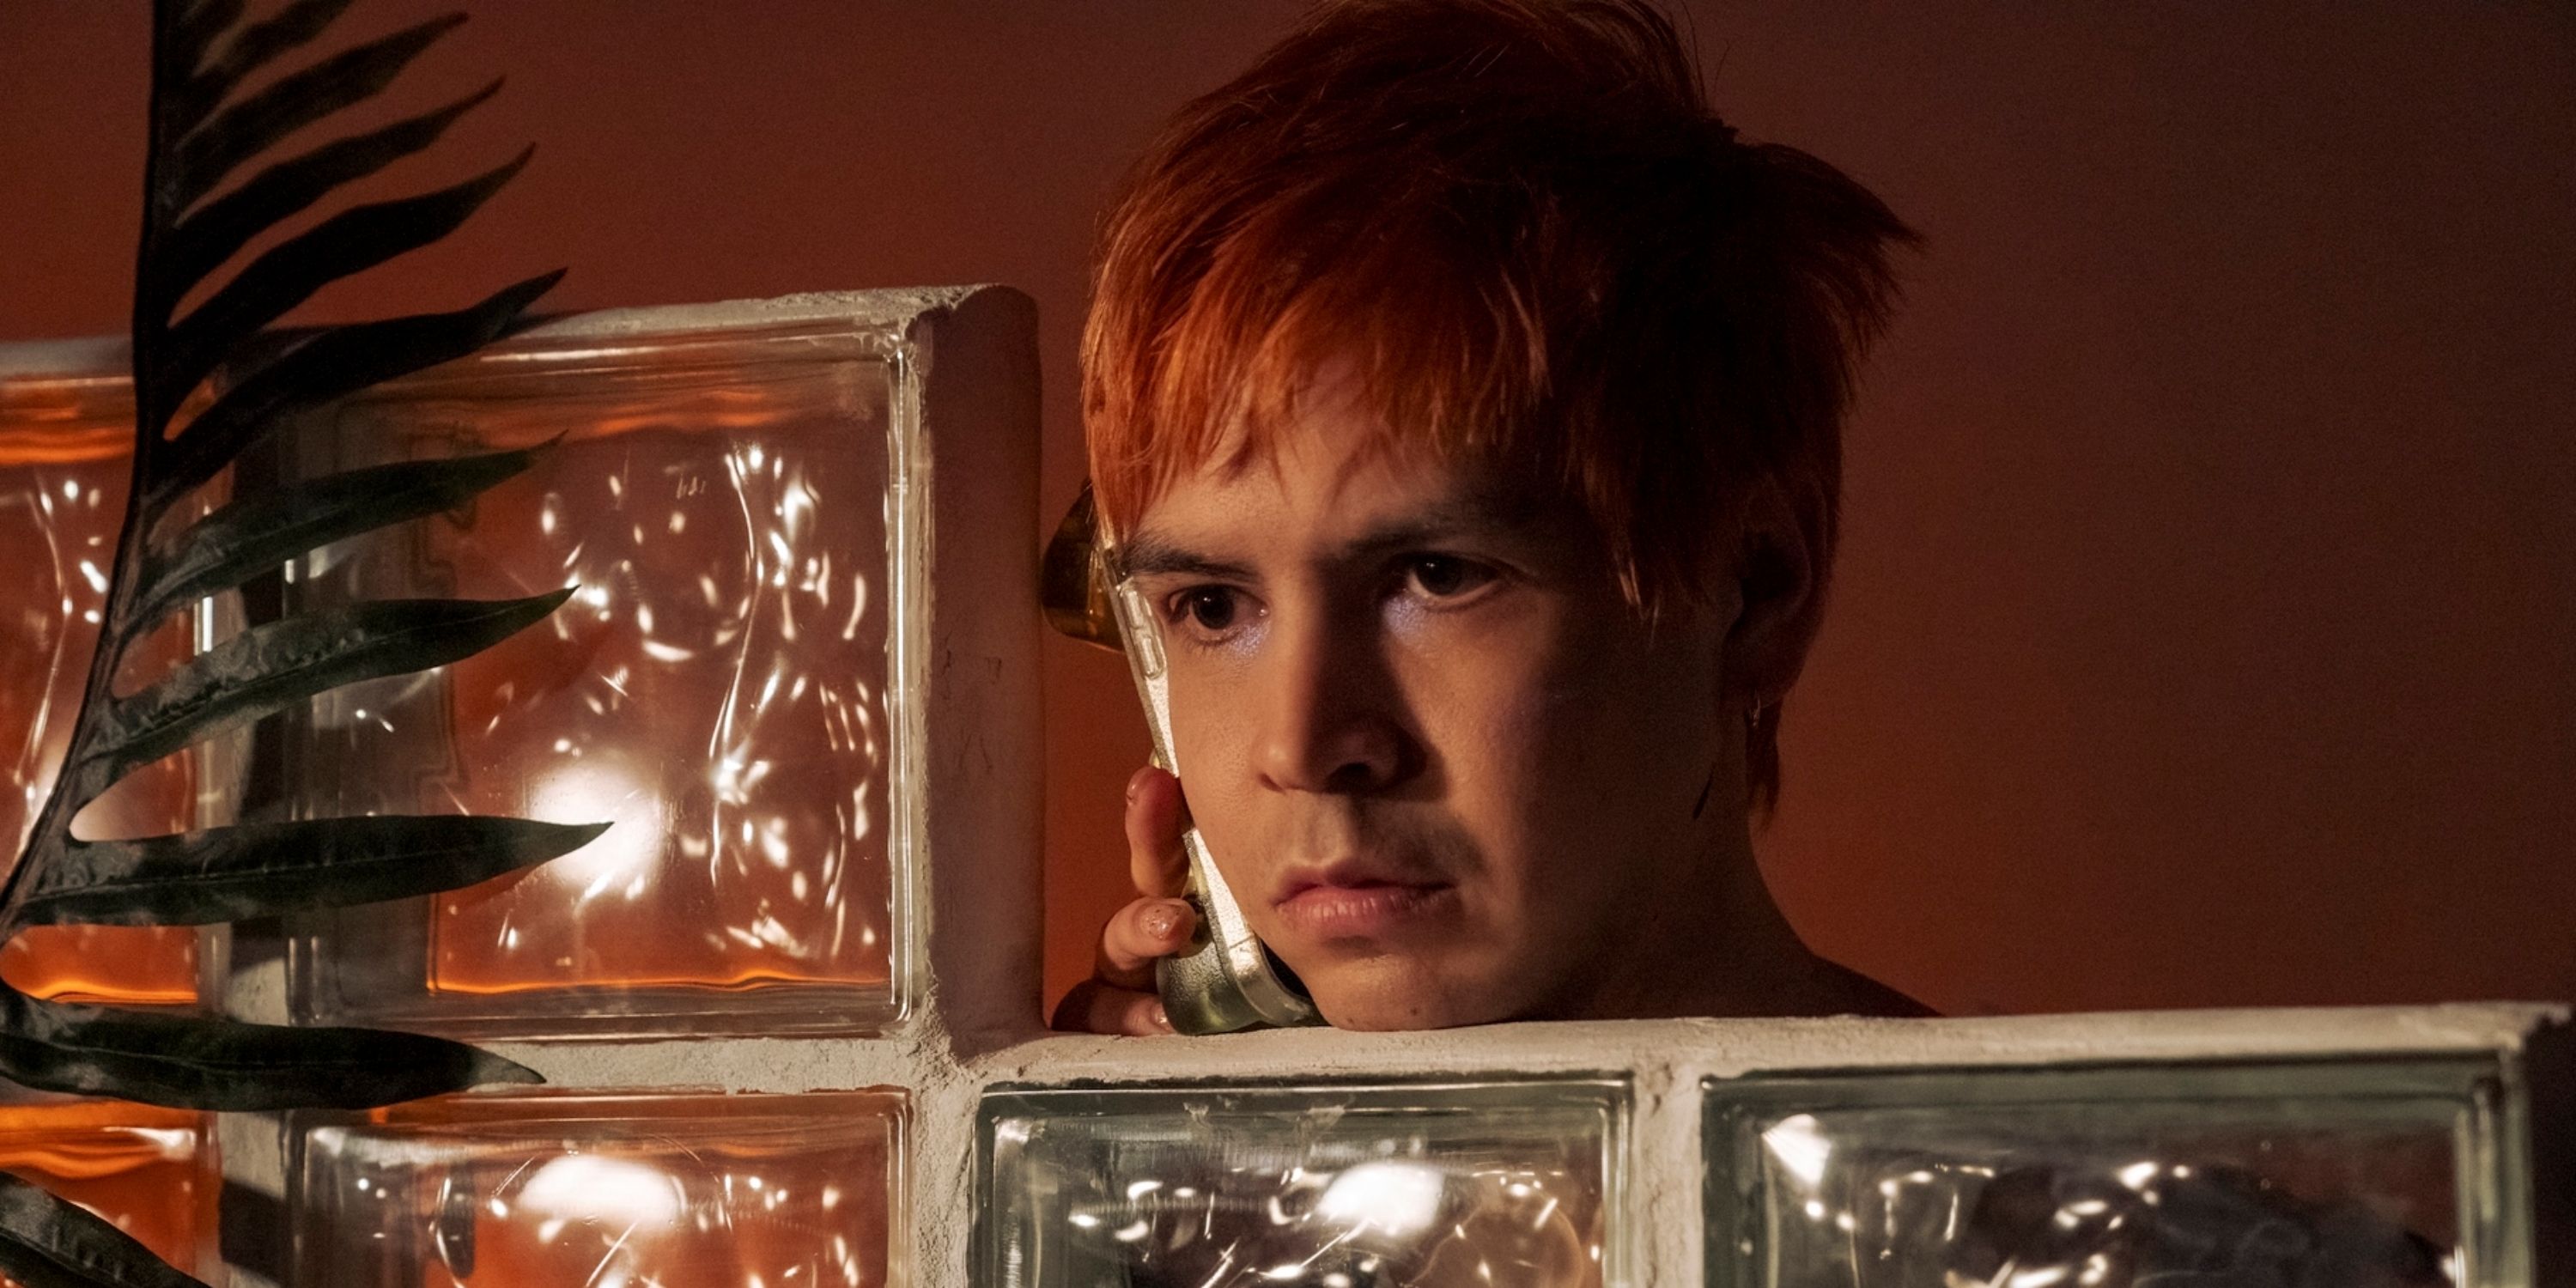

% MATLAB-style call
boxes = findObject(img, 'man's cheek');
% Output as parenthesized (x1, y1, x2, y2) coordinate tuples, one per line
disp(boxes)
(1163, 692, 1264, 876)
(1192, 812, 1269, 915)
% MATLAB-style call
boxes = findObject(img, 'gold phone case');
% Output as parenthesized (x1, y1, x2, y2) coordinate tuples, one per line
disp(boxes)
(1045, 488, 1322, 1035)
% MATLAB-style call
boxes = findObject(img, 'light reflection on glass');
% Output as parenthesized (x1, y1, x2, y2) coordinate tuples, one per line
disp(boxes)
(1715, 1078, 2470, 1288)
(982, 1080, 1625, 1288)
(526, 758, 668, 903)
(283, 325, 908, 1036)
(0, 374, 204, 1005)
(1759, 1113, 1832, 1190)
(292, 1090, 902, 1288)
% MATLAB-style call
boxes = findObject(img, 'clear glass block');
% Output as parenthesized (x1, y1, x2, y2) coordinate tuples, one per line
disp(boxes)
(979, 1078, 1629, 1288)
(283, 315, 922, 1038)
(289, 1088, 905, 1288)
(0, 348, 210, 1006)
(0, 1097, 219, 1283)
(1704, 1058, 2523, 1288)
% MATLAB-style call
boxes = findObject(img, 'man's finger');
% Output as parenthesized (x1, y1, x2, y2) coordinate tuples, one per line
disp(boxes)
(1096, 896, 1199, 990)
(1050, 980, 1173, 1036)
(1126, 766, 1192, 897)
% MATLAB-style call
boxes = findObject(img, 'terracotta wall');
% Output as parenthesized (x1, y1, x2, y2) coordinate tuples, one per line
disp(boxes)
(3, 1, 2567, 1018)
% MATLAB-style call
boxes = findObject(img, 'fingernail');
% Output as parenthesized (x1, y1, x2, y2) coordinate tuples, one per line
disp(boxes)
(1127, 768, 1151, 803)
(1151, 1004, 1172, 1032)
(1141, 902, 1181, 940)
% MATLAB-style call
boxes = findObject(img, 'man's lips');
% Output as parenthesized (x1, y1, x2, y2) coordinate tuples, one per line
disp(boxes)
(1269, 862, 1455, 939)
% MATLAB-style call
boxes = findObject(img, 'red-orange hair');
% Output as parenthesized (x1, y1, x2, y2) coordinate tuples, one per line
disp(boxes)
(1083, 0, 1916, 811)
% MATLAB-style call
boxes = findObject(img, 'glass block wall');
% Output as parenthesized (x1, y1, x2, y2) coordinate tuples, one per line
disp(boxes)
(979, 1079, 1627, 1287)
(2, 292, 2564, 1288)
(292, 1090, 903, 1288)
(957, 1018, 2569, 1288)
(1704, 1059, 2528, 1288)
(0, 287, 1045, 1288)
(0, 1097, 217, 1282)
(0, 349, 209, 1006)
(277, 310, 927, 1039)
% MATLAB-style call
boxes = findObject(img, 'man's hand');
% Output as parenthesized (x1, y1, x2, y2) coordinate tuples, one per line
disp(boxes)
(1050, 766, 1200, 1035)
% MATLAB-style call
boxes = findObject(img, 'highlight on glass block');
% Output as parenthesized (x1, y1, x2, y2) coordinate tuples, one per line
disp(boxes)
(284, 309, 924, 1039)
(0, 1097, 218, 1283)
(979, 1078, 1629, 1288)
(289, 1088, 904, 1288)
(0, 343, 210, 1007)
(1704, 1058, 2523, 1288)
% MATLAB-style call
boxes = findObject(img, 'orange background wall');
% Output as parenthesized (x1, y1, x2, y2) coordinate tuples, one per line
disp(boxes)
(3, 2, 2568, 1018)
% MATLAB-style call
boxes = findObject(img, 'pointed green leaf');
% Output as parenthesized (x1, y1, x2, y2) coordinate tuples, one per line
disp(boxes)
(128, 443, 545, 634)
(151, 270, 560, 507)
(0, 1174, 207, 1288)
(93, 590, 570, 781)
(150, 79, 501, 318)
(158, 147, 532, 404)
(164, 12, 465, 210)
(0, 993, 540, 1111)
(13, 815, 606, 929)
(166, 0, 363, 131)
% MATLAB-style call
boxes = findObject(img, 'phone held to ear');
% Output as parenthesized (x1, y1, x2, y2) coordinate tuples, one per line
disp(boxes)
(1042, 483, 1323, 1035)
(1105, 576, 1324, 1035)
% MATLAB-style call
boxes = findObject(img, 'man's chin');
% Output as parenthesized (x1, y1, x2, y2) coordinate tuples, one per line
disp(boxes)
(1296, 956, 1513, 1032)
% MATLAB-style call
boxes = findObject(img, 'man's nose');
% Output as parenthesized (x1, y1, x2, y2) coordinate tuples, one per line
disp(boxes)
(1251, 612, 1413, 795)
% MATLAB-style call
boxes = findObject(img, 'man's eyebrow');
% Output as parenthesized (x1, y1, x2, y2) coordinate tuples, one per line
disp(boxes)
(1117, 489, 1553, 579)
(1327, 489, 1552, 562)
(1115, 531, 1254, 580)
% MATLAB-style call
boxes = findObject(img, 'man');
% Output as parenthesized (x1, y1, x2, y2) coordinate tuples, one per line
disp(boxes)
(1054, 0, 1929, 1034)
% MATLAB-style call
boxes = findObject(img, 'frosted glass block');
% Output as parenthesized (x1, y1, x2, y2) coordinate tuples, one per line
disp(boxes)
(1704, 1058, 2528, 1288)
(0, 345, 210, 1006)
(0, 1097, 218, 1283)
(283, 313, 923, 1038)
(980, 1078, 1629, 1288)
(290, 1089, 904, 1288)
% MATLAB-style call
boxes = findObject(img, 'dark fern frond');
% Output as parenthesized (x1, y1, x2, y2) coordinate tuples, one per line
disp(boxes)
(155, 146, 533, 418)
(148, 270, 561, 507)
(162, 0, 362, 130)
(151, 77, 504, 319)
(163, 12, 467, 211)
(0, 2, 587, 1282)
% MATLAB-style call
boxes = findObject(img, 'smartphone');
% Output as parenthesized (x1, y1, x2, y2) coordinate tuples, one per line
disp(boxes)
(1103, 574, 1323, 1034)
(1043, 485, 1322, 1034)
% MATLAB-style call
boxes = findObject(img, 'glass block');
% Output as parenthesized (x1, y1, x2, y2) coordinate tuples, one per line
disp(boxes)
(0, 346, 210, 1006)
(980, 1078, 1629, 1288)
(290, 1088, 904, 1288)
(0, 1097, 219, 1283)
(284, 313, 921, 1038)
(1704, 1058, 2524, 1288)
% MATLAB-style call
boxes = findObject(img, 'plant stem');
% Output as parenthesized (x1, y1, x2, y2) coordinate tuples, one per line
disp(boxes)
(2, 1, 187, 918)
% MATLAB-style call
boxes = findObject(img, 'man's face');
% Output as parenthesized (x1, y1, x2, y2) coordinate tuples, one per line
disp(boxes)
(1120, 374, 1737, 1030)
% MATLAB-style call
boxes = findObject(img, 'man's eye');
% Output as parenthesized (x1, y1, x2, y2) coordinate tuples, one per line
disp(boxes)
(1170, 586, 1245, 635)
(1404, 555, 1495, 600)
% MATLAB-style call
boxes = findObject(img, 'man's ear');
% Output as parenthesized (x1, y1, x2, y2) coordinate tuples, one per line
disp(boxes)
(1717, 477, 1830, 712)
